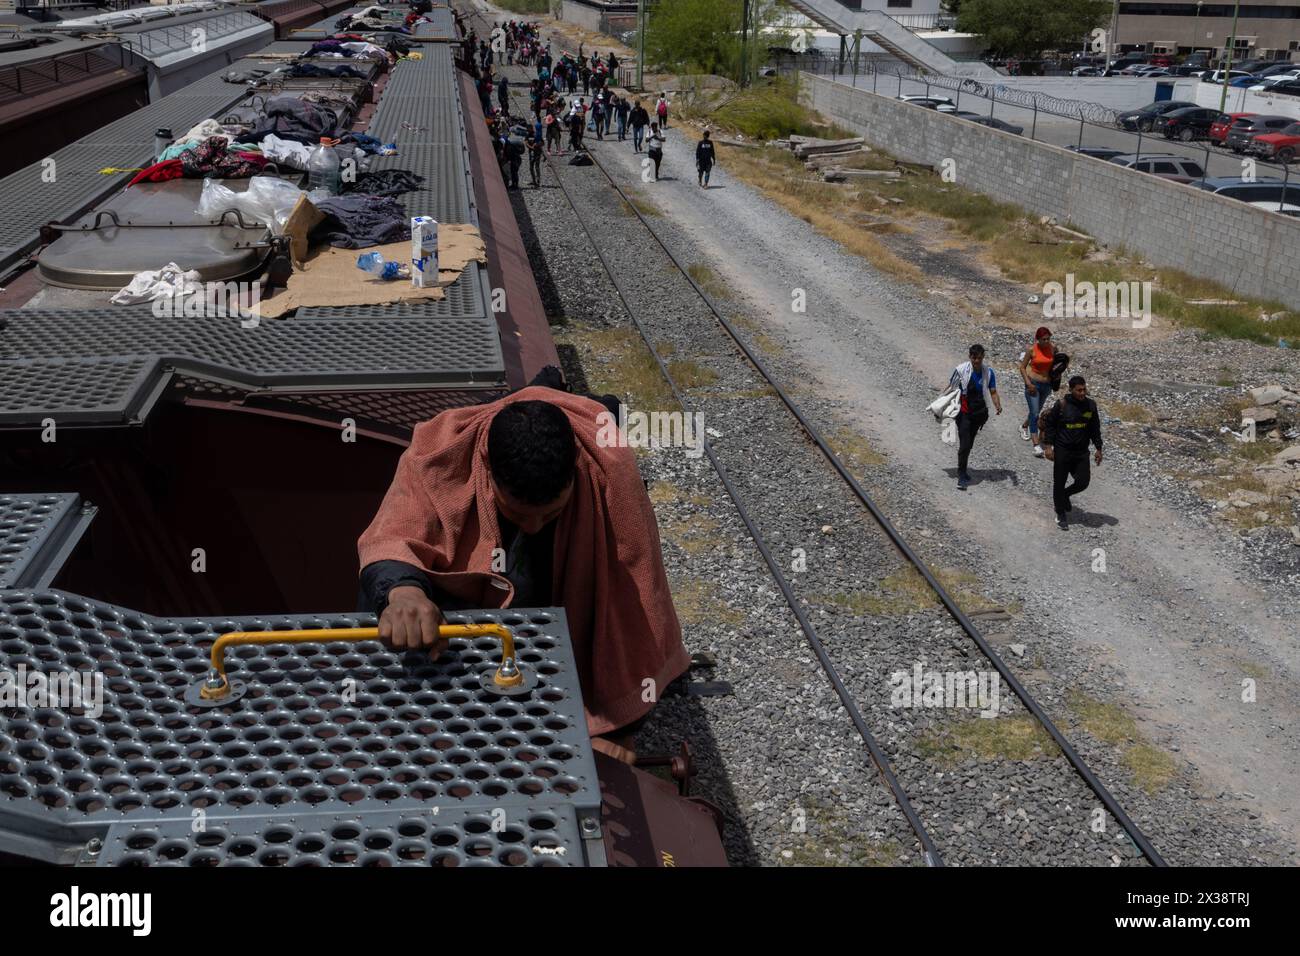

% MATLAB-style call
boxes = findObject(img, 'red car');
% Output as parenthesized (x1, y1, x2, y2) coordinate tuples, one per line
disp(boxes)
(1209, 111, 1256, 146)
(1249, 123, 1300, 163)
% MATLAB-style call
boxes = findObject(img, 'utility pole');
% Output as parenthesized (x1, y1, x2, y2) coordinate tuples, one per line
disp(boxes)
(1106, 0, 1118, 69)
(1218, 0, 1241, 113)
(637, 0, 645, 92)
(741, 0, 751, 88)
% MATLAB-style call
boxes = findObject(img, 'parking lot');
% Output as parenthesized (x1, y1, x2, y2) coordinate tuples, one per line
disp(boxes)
(828, 71, 1300, 188)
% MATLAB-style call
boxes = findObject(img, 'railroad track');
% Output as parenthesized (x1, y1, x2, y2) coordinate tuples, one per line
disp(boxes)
(460, 4, 1165, 868)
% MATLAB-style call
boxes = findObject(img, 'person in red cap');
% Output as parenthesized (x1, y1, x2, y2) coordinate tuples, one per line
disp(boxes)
(1018, 326, 1057, 458)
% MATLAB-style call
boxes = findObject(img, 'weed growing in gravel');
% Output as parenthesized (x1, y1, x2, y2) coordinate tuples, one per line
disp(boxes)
(553, 325, 679, 411)
(668, 575, 745, 627)
(686, 263, 732, 301)
(780, 799, 909, 866)
(661, 515, 722, 554)
(1106, 401, 1156, 424)
(667, 359, 720, 389)
(827, 426, 885, 468)
(1067, 691, 1177, 794)
(917, 714, 1059, 765)
(649, 479, 711, 508)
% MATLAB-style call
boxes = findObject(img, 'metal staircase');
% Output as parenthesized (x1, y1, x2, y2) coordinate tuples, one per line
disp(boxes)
(783, 0, 998, 78)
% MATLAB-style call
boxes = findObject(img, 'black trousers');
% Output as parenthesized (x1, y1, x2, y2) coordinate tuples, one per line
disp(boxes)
(1053, 452, 1091, 513)
(649, 149, 662, 178)
(956, 411, 987, 476)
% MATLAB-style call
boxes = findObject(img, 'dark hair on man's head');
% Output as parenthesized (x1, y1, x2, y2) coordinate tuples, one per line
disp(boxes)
(488, 401, 577, 504)
(969, 344, 985, 357)
(1069, 375, 1086, 388)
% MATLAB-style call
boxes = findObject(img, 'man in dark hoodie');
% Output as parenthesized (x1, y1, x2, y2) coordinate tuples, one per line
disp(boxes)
(695, 129, 716, 187)
(629, 100, 650, 152)
(1039, 375, 1103, 530)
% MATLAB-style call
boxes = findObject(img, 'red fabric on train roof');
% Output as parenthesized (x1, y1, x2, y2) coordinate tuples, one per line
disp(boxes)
(126, 159, 183, 186)
(357, 386, 689, 736)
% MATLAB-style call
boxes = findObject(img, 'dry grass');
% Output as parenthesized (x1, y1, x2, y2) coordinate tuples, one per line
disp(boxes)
(814, 566, 1011, 618)
(686, 262, 731, 300)
(918, 715, 1060, 765)
(648, 479, 711, 508)
(667, 358, 719, 389)
(660, 515, 721, 554)
(714, 144, 924, 283)
(669, 575, 744, 627)
(555, 324, 677, 411)
(1106, 400, 1155, 424)
(827, 425, 886, 468)
(1068, 691, 1177, 794)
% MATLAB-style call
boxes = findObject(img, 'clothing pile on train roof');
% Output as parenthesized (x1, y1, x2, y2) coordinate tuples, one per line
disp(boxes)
(128, 137, 268, 186)
(305, 39, 389, 60)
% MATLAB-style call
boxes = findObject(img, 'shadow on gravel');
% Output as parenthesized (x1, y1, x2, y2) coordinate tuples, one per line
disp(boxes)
(635, 692, 760, 867)
(1071, 509, 1119, 527)
(942, 466, 1020, 486)
(507, 176, 564, 319)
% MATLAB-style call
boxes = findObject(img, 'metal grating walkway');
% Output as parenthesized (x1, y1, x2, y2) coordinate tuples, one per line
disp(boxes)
(0, 495, 95, 590)
(0, 308, 505, 426)
(0, 595, 602, 866)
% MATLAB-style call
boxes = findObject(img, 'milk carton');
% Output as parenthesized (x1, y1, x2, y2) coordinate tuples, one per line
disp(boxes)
(411, 216, 438, 288)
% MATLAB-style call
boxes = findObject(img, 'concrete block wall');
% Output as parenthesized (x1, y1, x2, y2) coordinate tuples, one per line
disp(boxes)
(801, 72, 1300, 310)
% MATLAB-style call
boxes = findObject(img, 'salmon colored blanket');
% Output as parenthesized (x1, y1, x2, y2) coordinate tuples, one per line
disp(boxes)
(358, 386, 689, 736)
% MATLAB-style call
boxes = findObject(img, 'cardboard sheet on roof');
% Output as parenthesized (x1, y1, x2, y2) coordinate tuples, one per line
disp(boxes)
(255, 222, 486, 318)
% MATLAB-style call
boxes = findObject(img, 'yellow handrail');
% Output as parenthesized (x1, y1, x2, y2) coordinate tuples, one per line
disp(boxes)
(198, 623, 520, 701)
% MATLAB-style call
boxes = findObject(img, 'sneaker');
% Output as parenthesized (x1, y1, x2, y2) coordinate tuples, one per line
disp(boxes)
(957, 473, 970, 490)
(1033, 444, 1044, 457)
(1019, 424, 1030, 441)
(1056, 511, 1069, 530)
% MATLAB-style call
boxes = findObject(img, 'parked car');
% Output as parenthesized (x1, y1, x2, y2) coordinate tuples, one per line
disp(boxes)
(1065, 145, 1126, 161)
(1200, 69, 1254, 84)
(1229, 75, 1261, 87)
(1264, 79, 1300, 96)
(953, 112, 1024, 134)
(1108, 153, 1207, 182)
(1248, 72, 1300, 91)
(1120, 63, 1158, 76)
(1209, 112, 1257, 145)
(1247, 122, 1300, 163)
(1225, 115, 1294, 152)
(1142, 69, 1172, 77)
(1154, 106, 1222, 141)
(898, 95, 956, 113)
(1115, 100, 1199, 131)
(1072, 66, 1101, 77)
(1190, 176, 1299, 205)
(1253, 63, 1300, 79)
(1248, 200, 1300, 216)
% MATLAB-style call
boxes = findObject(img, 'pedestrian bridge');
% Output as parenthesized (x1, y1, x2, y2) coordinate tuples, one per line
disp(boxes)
(783, 0, 999, 79)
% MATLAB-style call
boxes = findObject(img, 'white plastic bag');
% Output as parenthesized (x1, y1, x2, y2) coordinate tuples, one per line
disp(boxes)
(196, 176, 305, 235)
(111, 262, 203, 306)
(928, 388, 961, 421)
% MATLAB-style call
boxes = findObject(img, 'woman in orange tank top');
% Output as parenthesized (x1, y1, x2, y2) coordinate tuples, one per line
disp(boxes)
(1019, 326, 1055, 456)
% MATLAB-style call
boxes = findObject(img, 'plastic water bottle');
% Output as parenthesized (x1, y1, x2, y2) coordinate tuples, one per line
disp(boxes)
(308, 138, 341, 195)
(357, 251, 408, 281)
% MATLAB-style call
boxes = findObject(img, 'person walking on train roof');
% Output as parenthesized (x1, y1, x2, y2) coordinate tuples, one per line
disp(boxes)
(948, 344, 1001, 491)
(357, 389, 689, 757)
(1039, 376, 1103, 530)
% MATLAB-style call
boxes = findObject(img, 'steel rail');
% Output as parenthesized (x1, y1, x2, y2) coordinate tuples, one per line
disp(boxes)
(543, 144, 944, 868)
(566, 140, 1166, 867)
